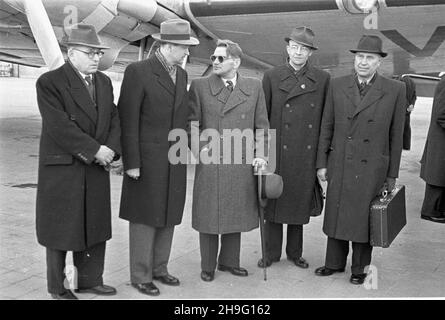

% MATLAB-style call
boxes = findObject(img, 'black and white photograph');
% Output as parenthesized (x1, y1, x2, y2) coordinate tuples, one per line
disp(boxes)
(0, 0, 444, 308)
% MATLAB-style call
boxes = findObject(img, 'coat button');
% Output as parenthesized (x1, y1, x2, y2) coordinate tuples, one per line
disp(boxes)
(285, 104, 290, 108)
(368, 119, 374, 123)
(307, 145, 312, 150)
(361, 159, 368, 164)
(285, 124, 290, 129)
(347, 136, 352, 140)
(283, 145, 288, 150)
(364, 139, 370, 143)
(308, 124, 313, 129)
(241, 114, 246, 119)
(69, 114, 76, 120)
(310, 103, 315, 108)
(347, 156, 352, 160)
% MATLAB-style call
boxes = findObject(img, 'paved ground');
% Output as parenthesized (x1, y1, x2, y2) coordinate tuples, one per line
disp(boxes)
(0, 77, 444, 300)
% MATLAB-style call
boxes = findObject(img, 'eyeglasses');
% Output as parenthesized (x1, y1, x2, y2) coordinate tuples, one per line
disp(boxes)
(288, 44, 311, 54)
(73, 48, 105, 59)
(210, 55, 233, 63)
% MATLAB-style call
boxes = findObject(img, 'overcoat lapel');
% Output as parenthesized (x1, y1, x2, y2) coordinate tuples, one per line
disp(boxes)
(173, 68, 187, 113)
(63, 63, 97, 124)
(151, 57, 175, 96)
(278, 65, 317, 101)
(94, 73, 108, 139)
(353, 74, 385, 117)
(342, 76, 361, 118)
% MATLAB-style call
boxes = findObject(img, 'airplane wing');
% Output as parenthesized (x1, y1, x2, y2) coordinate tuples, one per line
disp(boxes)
(1, 0, 445, 88)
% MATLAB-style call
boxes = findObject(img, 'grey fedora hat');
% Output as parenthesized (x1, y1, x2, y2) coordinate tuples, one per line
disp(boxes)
(285, 26, 318, 50)
(350, 35, 387, 57)
(62, 24, 109, 49)
(152, 19, 199, 46)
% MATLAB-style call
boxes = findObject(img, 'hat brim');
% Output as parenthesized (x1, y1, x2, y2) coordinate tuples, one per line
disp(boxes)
(152, 34, 199, 46)
(284, 37, 318, 50)
(63, 41, 110, 49)
(350, 49, 387, 57)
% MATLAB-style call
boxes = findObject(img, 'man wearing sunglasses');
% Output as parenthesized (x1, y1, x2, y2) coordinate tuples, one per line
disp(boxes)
(260, 26, 330, 270)
(35, 24, 121, 299)
(189, 40, 269, 282)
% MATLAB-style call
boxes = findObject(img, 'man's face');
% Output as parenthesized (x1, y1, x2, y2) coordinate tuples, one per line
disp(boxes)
(286, 40, 312, 67)
(354, 52, 381, 78)
(68, 46, 103, 74)
(166, 43, 190, 66)
(211, 46, 239, 78)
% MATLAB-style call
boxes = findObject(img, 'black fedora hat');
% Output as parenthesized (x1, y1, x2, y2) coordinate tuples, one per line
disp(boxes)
(62, 24, 109, 49)
(285, 26, 318, 50)
(152, 19, 199, 46)
(350, 35, 387, 57)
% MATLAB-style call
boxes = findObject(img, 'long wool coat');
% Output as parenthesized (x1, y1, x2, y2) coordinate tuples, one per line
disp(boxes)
(263, 63, 330, 225)
(420, 77, 445, 187)
(189, 73, 269, 234)
(36, 62, 121, 251)
(118, 56, 189, 227)
(316, 74, 406, 243)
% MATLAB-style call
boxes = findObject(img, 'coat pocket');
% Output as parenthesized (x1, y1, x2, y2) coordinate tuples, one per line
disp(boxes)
(43, 154, 74, 165)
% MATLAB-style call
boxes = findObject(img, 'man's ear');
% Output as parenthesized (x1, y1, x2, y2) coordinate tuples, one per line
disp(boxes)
(234, 58, 241, 69)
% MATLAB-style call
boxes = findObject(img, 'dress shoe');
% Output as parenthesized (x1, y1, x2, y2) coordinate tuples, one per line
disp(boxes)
(421, 215, 445, 224)
(350, 273, 367, 285)
(287, 256, 309, 269)
(257, 257, 279, 268)
(314, 266, 345, 276)
(200, 271, 215, 282)
(51, 290, 78, 300)
(131, 282, 160, 296)
(217, 264, 248, 277)
(75, 284, 116, 296)
(153, 274, 180, 286)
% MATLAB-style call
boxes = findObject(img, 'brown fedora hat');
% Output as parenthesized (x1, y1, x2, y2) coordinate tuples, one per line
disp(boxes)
(285, 26, 318, 50)
(62, 24, 109, 49)
(152, 19, 199, 46)
(350, 35, 387, 57)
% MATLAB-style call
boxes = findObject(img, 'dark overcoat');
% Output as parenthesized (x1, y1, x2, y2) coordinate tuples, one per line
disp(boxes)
(316, 74, 406, 243)
(188, 74, 269, 234)
(262, 63, 330, 225)
(118, 56, 188, 227)
(420, 77, 445, 187)
(36, 62, 121, 251)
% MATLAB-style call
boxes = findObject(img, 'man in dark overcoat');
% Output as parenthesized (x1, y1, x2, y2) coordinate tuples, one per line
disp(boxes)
(260, 26, 330, 270)
(188, 40, 269, 282)
(420, 76, 445, 223)
(315, 35, 406, 285)
(36, 24, 121, 299)
(118, 19, 199, 296)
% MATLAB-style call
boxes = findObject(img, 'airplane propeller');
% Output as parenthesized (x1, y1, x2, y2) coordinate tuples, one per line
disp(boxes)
(22, 0, 64, 70)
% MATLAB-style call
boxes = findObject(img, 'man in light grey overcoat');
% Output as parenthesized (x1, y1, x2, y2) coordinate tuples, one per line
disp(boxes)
(188, 40, 269, 282)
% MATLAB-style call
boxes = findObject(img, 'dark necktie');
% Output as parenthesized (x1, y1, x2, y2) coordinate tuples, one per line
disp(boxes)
(226, 80, 234, 92)
(359, 81, 368, 98)
(84, 75, 95, 101)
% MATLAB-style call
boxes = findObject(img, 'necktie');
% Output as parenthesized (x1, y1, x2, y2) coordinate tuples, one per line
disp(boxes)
(84, 75, 95, 101)
(226, 80, 234, 92)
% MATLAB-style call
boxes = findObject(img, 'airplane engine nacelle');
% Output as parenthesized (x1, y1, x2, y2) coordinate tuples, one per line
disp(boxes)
(117, 0, 158, 23)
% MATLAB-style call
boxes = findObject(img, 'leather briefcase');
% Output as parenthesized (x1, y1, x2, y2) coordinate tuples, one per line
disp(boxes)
(369, 185, 406, 248)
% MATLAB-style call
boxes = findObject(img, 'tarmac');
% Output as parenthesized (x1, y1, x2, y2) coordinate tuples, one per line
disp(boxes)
(0, 77, 444, 300)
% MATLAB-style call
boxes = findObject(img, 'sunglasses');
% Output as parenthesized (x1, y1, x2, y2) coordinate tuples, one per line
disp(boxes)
(210, 55, 233, 63)
(73, 48, 105, 59)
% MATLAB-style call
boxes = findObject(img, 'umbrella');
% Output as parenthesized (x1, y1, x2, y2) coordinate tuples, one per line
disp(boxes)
(256, 167, 268, 281)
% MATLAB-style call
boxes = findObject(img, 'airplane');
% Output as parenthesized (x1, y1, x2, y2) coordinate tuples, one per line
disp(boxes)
(1, 0, 445, 96)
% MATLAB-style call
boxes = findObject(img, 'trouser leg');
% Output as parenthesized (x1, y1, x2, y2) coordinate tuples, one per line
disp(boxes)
(129, 222, 156, 284)
(200, 233, 219, 272)
(421, 183, 445, 218)
(218, 233, 241, 268)
(351, 242, 373, 275)
(46, 247, 67, 294)
(285, 224, 303, 259)
(153, 226, 175, 277)
(325, 237, 349, 270)
(264, 220, 282, 260)
(73, 241, 106, 289)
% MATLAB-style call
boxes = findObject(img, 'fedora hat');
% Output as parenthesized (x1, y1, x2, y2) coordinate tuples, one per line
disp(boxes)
(62, 24, 109, 49)
(257, 170, 284, 207)
(152, 19, 199, 46)
(285, 26, 318, 50)
(350, 35, 387, 57)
